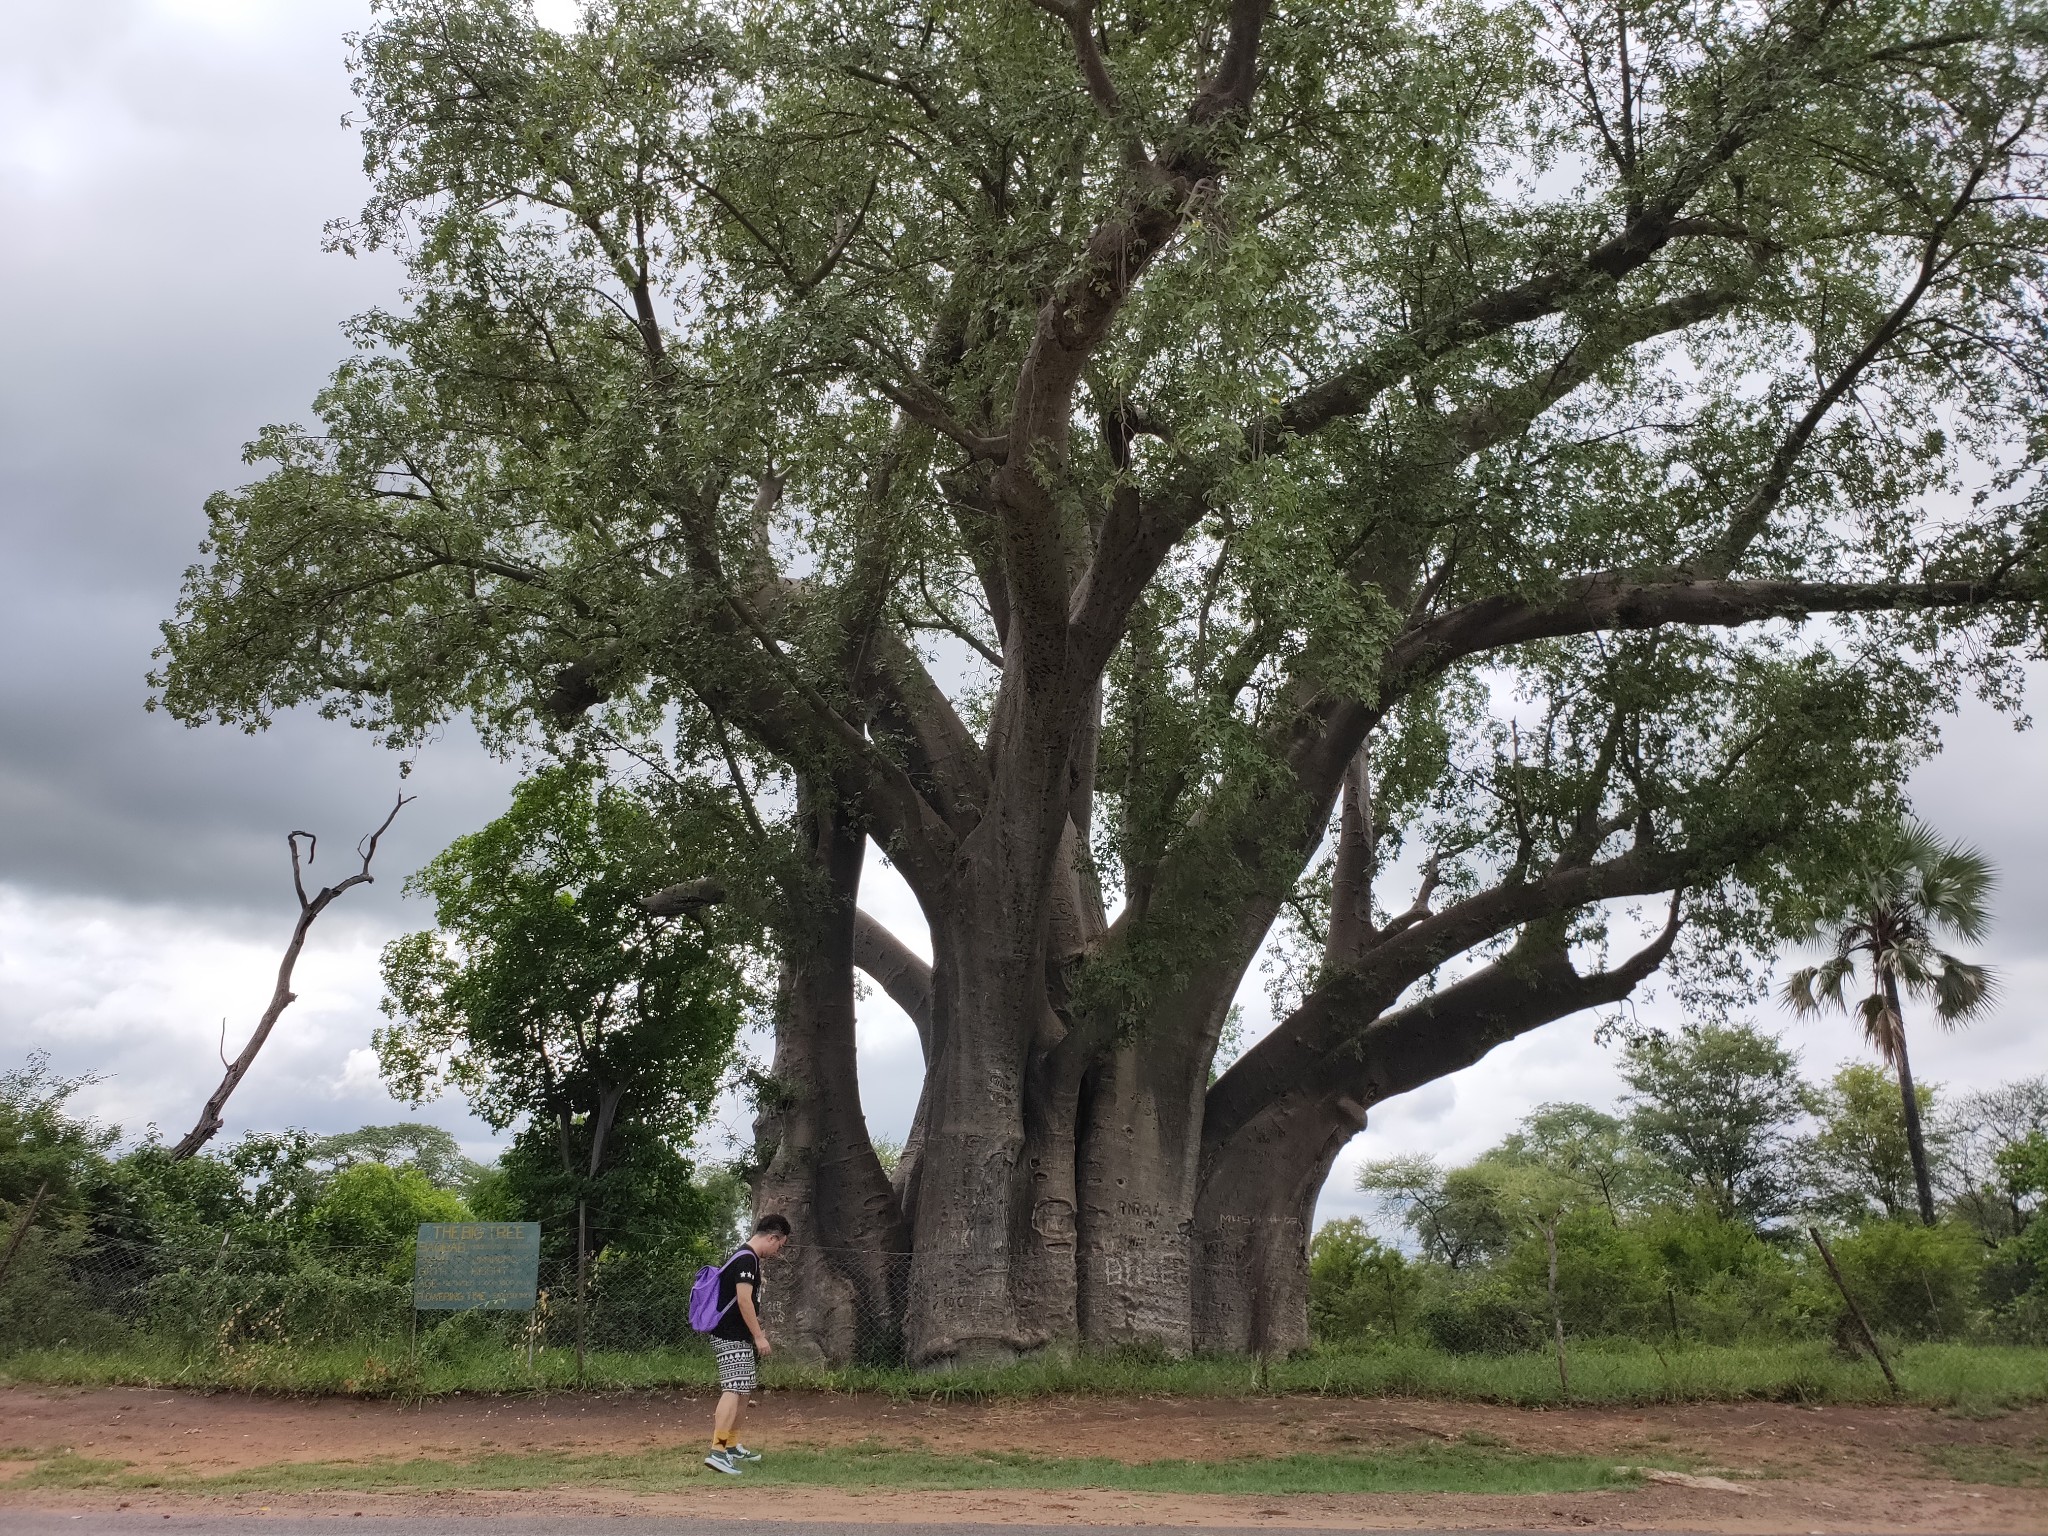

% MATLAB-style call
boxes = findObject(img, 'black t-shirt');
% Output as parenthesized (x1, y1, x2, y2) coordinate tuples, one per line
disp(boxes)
(711, 1245, 762, 1342)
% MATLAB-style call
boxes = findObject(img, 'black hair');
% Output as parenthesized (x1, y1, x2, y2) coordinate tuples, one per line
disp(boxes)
(754, 1213, 792, 1237)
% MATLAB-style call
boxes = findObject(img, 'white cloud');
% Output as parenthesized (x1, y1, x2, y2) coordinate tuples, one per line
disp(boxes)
(0, 884, 499, 1151)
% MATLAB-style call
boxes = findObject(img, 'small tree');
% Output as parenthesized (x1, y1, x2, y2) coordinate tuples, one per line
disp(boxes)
(1357, 1154, 1511, 1270)
(1489, 1102, 1665, 1225)
(1308, 1217, 1421, 1343)
(1783, 820, 1997, 1226)
(378, 763, 759, 1252)
(1619, 1023, 1806, 1230)
(1949, 1078, 2048, 1242)
(305, 1122, 485, 1194)
(1804, 1063, 1945, 1224)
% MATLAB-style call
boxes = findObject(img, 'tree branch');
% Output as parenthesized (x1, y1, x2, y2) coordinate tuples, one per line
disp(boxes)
(1023, 0, 1122, 117)
(170, 794, 413, 1160)
(1380, 571, 2044, 699)
(853, 909, 933, 1059)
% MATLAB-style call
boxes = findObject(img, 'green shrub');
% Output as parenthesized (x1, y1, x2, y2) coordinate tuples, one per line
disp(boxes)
(1420, 1287, 1536, 1355)
(141, 1257, 412, 1347)
(0, 1220, 121, 1350)
(302, 1164, 470, 1278)
(1309, 1218, 1422, 1343)
(1827, 1219, 1982, 1339)
(1500, 1209, 1660, 1336)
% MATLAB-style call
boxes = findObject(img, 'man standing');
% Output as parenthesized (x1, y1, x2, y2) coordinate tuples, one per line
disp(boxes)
(704, 1213, 790, 1476)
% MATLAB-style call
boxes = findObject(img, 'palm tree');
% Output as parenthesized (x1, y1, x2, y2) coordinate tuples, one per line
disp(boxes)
(1782, 819, 1998, 1226)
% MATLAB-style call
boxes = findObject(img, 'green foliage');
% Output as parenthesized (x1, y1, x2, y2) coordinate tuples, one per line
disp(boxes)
(1356, 1155, 1510, 1268)
(1947, 1078, 2048, 1244)
(0, 1053, 117, 1225)
(1501, 1206, 1661, 1337)
(1989, 1133, 2048, 1309)
(1486, 1103, 1668, 1219)
(146, 0, 2048, 1121)
(94, 1132, 328, 1253)
(1619, 1023, 1805, 1227)
(488, 1119, 744, 1265)
(302, 1164, 471, 1277)
(378, 763, 757, 1254)
(1418, 1288, 1537, 1356)
(1804, 1063, 1942, 1223)
(1995, 1133, 2048, 1209)
(1308, 1218, 1422, 1342)
(306, 1124, 485, 1194)
(1827, 1220, 1984, 1340)
(1781, 820, 1999, 1063)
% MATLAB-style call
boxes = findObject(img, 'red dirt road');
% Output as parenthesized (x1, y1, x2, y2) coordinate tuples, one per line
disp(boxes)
(2, 1385, 2043, 1531)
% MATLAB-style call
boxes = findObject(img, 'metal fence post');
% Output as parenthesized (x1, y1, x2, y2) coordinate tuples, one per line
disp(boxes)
(575, 1201, 588, 1388)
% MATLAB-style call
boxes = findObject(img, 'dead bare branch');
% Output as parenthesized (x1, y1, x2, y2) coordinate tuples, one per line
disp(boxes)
(169, 793, 414, 1161)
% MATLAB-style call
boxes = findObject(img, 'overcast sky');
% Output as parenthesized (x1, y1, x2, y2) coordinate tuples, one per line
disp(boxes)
(3, 0, 2041, 1236)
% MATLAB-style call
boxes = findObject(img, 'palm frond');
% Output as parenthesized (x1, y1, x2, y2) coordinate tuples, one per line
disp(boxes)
(1855, 991, 1904, 1066)
(1918, 832, 1997, 944)
(1931, 957, 1999, 1024)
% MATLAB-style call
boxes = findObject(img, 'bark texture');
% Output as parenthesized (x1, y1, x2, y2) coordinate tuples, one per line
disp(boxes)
(750, 786, 908, 1366)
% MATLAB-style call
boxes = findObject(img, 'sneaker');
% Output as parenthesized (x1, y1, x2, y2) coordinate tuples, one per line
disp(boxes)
(703, 1449, 742, 1476)
(728, 1444, 762, 1462)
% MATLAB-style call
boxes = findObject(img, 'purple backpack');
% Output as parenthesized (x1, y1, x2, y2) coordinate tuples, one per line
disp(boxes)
(688, 1246, 750, 1333)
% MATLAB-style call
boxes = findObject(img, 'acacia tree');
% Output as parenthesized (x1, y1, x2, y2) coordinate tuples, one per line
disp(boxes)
(156, 0, 2048, 1362)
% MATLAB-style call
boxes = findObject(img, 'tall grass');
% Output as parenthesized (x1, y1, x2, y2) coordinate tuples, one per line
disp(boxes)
(3, 1335, 2043, 1409)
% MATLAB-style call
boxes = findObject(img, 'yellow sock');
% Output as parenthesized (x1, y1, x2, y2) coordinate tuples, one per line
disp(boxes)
(713, 1433, 731, 1449)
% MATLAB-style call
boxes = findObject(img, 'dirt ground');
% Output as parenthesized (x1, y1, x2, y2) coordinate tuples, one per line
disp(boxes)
(1, 1385, 2042, 1532)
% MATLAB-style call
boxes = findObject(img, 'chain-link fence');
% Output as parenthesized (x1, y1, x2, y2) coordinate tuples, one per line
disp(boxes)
(0, 1221, 918, 1382)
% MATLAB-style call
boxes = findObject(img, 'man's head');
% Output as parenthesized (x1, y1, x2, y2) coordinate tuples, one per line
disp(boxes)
(750, 1212, 791, 1259)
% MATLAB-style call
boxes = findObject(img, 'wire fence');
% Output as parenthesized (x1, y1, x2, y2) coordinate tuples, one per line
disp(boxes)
(0, 1222, 918, 1379)
(4, 1213, 2036, 1391)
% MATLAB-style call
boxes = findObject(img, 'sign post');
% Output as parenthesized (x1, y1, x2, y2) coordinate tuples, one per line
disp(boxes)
(412, 1222, 543, 1369)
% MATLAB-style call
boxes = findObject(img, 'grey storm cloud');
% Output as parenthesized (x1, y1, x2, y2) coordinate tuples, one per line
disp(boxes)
(1, 0, 520, 920)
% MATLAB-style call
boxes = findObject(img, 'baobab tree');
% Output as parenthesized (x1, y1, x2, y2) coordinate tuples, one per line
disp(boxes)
(156, 0, 2048, 1362)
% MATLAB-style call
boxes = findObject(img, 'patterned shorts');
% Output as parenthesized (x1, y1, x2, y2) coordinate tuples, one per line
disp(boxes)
(713, 1338, 757, 1393)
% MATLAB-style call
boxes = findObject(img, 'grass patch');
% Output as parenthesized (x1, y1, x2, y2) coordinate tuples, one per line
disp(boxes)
(1921, 1440, 2048, 1487)
(18, 1442, 1642, 1497)
(3, 1337, 2043, 1411)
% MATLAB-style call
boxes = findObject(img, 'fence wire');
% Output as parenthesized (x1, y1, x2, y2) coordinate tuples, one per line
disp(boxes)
(0, 1222, 917, 1376)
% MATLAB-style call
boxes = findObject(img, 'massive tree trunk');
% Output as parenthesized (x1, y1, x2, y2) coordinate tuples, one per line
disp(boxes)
(1191, 915, 1684, 1350)
(1192, 1090, 1357, 1355)
(1074, 1038, 1206, 1352)
(750, 783, 909, 1365)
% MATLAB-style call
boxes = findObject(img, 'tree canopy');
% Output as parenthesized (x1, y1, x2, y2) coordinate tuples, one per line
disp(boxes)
(377, 762, 760, 1246)
(155, 0, 2048, 1363)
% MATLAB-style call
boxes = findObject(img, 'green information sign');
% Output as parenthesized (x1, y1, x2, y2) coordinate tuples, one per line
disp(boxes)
(413, 1222, 541, 1311)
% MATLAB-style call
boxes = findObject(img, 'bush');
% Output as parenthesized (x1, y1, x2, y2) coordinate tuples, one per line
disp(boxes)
(141, 1254, 412, 1347)
(1420, 1287, 1536, 1355)
(1500, 1209, 1660, 1337)
(1309, 1218, 1422, 1343)
(303, 1163, 471, 1278)
(1827, 1219, 1983, 1339)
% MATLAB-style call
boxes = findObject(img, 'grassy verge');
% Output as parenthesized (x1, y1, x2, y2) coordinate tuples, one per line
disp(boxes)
(2, 1338, 2043, 1410)
(1920, 1441, 2048, 1487)
(11, 1442, 1646, 1497)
